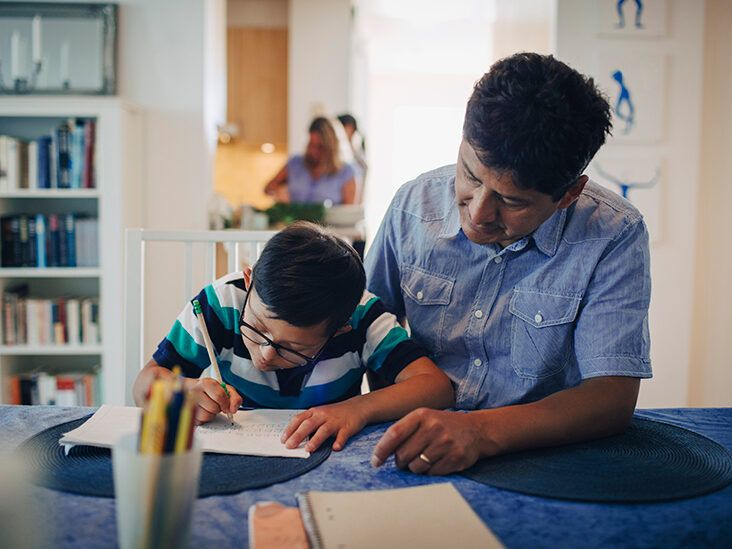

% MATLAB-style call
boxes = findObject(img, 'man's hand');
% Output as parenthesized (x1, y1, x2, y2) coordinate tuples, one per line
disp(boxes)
(281, 401, 369, 453)
(187, 378, 242, 425)
(370, 408, 485, 476)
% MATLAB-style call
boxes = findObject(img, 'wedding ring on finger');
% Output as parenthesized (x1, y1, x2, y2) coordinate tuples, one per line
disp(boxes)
(418, 452, 432, 465)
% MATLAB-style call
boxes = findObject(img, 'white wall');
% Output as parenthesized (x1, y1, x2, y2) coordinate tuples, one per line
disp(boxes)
(288, 0, 352, 152)
(556, 0, 706, 407)
(117, 0, 217, 361)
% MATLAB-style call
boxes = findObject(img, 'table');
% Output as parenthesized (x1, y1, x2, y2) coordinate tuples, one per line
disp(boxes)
(1, 406, 731, 548)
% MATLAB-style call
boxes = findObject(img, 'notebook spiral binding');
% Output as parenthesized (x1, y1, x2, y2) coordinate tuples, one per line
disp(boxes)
(296, 492, 324, 549)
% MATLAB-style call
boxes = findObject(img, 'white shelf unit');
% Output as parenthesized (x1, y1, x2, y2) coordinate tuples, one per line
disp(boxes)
(0, 97, 142, 406)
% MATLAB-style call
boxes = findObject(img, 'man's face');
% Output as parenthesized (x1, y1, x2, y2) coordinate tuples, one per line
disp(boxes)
(455, 139, 584, 247)
(240, 288, 331, 372)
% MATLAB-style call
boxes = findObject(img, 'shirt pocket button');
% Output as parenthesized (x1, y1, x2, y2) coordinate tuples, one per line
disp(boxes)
(534, 313, 543, 324)
(416, 291, 424, 300)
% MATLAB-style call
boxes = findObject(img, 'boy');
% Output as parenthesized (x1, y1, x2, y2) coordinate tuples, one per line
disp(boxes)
(133, 222, 454, 453)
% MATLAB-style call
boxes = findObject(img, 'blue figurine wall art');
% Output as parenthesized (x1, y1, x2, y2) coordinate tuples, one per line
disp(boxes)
(611, 69, 635, 135)
(616, 0, 644, 29)
(593, 163, 658, 200)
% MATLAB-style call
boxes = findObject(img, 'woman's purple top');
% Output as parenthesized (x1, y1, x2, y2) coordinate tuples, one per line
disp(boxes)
(286, 155, 355, 204)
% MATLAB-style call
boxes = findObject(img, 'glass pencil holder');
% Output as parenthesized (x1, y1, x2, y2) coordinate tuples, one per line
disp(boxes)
(112, 433, 202, 549)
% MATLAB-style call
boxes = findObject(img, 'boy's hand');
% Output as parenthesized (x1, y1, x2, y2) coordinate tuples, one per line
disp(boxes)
(188, 378, 243, 425)
(280, 401, 368, 453)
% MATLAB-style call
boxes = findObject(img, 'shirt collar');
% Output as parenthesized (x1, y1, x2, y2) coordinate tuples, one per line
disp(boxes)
(439, 203, 462, 239)
(531, 207, 567, 257)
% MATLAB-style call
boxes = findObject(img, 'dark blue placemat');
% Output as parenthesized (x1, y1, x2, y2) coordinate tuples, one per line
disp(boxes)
(461, 417, 732, 502)
(16, 415, 331, 498)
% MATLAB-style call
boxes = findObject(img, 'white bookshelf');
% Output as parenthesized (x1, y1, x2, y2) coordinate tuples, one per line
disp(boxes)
(0, 97, 143, 405)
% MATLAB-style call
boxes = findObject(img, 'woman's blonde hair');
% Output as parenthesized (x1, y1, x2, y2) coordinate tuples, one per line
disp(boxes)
(307, 116, 351, 175)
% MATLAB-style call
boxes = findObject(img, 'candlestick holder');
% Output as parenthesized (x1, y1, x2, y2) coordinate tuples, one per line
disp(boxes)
(0, 60, 43, 94)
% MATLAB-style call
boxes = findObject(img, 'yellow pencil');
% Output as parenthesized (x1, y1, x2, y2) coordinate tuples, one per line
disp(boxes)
(141, 380, 167, 454)
(175, 392, 194, 453)
(192, 299, 234, 425)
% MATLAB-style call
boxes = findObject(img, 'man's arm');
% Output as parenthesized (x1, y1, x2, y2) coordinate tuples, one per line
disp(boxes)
(364, 193, 406, 319)
(372, 375, 639, 475)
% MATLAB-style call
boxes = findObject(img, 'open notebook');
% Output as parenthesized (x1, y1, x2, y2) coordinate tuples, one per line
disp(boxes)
(59, 404, 309, 458)
(296, 483, 503, 549)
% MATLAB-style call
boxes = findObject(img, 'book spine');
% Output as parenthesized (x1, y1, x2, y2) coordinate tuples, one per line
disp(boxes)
(64, 213, 76, 267)
(37, 136, 51, 189)
(27, 140, 38, 190)
(6, 137, 20, 191)
(8, 376, 21, 405)
(66, 298, 80, 345)
(18, 141, 29, 189)
(49, 133, 58, 188)
(56, 123, 71, 189)
(0, 136, 8, 191)
(71, 121, 85, 189)
(35, 214, 46, 268)
(18, 215, 29, 267)
(1, 215, 13, 267)
(47, 213, 60, 267)
(83, 120, 95, 188)
(9, 216, 21, 267)
(27, 216, 37, 268)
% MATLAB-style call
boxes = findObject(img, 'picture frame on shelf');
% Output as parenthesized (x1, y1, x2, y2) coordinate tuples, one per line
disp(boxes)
(0, 2, 117, 96)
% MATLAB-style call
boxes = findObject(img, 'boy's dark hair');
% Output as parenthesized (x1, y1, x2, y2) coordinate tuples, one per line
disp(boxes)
(463, 52, 612, 200)
(252, 221, 365, 333)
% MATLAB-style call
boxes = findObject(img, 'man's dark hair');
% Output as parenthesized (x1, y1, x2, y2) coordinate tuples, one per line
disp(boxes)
(252, 221, 365, 333)
(463, 52, 612, 200)
(337, 113, 357, 131)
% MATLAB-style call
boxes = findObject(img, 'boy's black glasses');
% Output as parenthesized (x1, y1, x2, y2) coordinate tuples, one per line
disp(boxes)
(239, 288, 330, 367)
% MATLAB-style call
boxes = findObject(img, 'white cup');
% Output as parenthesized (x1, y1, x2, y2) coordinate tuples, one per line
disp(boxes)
(112, 434, 202, 549)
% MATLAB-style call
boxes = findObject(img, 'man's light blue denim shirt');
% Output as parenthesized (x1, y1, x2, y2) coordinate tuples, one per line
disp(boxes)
(365, 165, 652, 410)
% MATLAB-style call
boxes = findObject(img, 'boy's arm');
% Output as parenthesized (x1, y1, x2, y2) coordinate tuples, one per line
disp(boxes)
(350, 357, 454, 424)
(371, 375, 639, 475)
(281, 357, 454, 453)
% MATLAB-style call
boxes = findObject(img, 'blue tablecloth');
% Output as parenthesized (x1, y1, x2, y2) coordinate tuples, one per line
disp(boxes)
(1, 406, 731, 548)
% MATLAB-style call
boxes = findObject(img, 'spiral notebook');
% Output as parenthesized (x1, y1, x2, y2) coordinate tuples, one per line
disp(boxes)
(296, 482, 502, 549)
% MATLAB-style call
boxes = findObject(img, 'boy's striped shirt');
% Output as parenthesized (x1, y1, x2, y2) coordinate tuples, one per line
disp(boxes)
(153, 271, 428, 408)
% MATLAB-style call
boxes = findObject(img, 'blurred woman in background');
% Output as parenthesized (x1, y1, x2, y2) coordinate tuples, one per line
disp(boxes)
(265, 117, 357, 205)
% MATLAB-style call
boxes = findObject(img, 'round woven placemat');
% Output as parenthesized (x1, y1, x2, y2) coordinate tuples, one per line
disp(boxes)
(17, 415, 331, 498)
(461, 417, 732, 502)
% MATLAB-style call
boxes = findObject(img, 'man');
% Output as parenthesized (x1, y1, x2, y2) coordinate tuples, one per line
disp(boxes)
(366, 52, 652, 476)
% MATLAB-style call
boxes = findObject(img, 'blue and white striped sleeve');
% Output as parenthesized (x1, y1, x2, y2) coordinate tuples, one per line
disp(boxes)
(152, 282, 234, 378)
(351, 292, 428, 384)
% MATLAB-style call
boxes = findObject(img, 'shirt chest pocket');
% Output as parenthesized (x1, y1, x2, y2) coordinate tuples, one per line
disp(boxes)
(509, 289, 581, 379)
(400, 264, 454, 356)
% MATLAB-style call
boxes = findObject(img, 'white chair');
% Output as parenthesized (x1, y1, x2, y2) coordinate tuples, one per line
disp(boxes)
(123, 229, 276, 404)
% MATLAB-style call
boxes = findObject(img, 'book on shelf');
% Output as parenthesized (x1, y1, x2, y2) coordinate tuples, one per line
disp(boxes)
(7, 370, 100, 406)
(1, 287, 100, 347)
(0, 213, 97, 268)
(0, 119, 96, 191)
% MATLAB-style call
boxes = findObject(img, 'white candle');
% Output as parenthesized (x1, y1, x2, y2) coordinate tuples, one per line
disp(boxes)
(32, 15, 42, 64)
(60, 41, 69, 83)
(10, 31, 20, 79)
